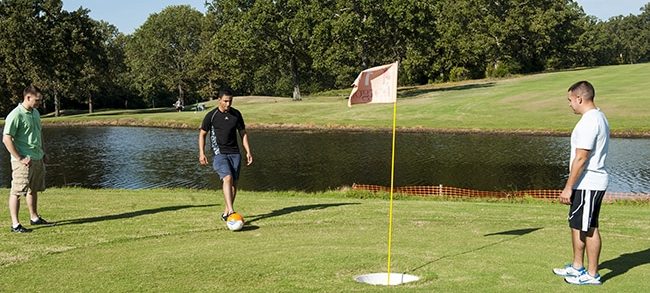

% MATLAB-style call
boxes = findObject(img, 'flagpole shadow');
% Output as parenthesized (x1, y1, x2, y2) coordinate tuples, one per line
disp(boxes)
(245, 202, 359, 225)
(599, 248, 650, 283)
(407, 227, 542, 273)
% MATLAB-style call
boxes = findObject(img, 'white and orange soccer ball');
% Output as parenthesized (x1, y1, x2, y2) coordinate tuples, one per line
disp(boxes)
(226, 213, 245, 231)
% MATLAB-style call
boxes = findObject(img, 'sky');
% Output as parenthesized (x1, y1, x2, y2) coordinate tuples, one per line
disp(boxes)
(62, 0, 649, 35)
(62, 1, 208, 34)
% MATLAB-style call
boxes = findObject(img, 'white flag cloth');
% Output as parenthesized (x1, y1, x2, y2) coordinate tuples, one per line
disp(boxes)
(348, 61, 398, 107)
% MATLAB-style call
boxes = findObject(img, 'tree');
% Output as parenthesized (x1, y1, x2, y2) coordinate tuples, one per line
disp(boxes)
(309, 0, 438, 87)
(198, 1, 259, 98)
(68, 13, 112, 114)
(0, 0, 51, 114)
(97, 25, 135, 109)
(641, 3, 650, 62)
(126, 5, 203, 107)
(39, 1, 90, 116)
(204, 0, 325, 100)
(433, 0, 585, 79)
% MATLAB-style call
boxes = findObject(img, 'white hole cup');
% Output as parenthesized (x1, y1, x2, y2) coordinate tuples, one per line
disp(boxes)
(354, 273, 420, 286)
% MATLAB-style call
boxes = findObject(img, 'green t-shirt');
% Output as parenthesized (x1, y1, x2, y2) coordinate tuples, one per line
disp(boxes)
(3, 103, 44, 161)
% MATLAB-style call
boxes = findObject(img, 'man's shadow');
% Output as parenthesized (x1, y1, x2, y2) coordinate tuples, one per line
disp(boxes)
(44, 204, 216, 227)
(600, 248, 650, 283)
(408, 228, 542, 273)
(245, 203, 359, 225)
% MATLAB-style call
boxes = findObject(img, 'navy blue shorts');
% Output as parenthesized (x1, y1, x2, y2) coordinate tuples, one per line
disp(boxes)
(212, 153, 241, 181)
(568, 189, 606, 232)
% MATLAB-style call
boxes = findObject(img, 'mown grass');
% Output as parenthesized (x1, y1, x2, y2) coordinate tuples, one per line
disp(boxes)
(26, 63, 650, 136)
(1, 188, 648, 292)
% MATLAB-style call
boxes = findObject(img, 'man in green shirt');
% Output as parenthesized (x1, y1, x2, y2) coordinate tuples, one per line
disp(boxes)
(3, 85, 51, 233)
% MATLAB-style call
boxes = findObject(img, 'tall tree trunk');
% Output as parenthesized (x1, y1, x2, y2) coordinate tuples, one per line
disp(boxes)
(178, 84, 184, 104)
(54, 91, 60, 117)
(290, 55, 301, 101)
(88, 95, 93, 114)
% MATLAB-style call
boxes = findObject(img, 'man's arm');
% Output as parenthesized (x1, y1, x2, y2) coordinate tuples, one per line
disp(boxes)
(559, 148, 590, 204)
(3, 134, 30, 166)
(240, 130, 253, 166)
(198, 129, 209, 165)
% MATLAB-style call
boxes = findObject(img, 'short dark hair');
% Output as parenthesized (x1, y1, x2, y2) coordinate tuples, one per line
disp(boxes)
(568, 81, 595, 101)
(23, 85, 41, 97)
(218, 88, 234, 99)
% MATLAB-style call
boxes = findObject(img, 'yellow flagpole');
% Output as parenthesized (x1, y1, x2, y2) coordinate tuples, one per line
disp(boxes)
(386, 100, 397, 284)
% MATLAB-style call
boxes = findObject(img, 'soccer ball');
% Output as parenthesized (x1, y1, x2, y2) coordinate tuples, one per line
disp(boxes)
(226, 212, 245, 231)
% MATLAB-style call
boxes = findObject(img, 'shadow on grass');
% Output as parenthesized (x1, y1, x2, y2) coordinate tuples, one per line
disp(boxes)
(238, 225, 260, 232)
(246, 202, 360, 225)
(47, 204, 216, 227)
(398, 82, 496, 99)
(484, 228, 542, 236)
(599, 248, 650, 283)
(407, 227, 542, 273)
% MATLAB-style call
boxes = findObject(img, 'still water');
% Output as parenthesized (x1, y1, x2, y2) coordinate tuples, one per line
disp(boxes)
(1, 127, 649, 193)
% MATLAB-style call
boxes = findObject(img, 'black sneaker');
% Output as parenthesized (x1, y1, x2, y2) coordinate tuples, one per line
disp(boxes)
(11, 224, 32, 233)
(221, 212, 234, 222)
(30, 216, 53, 225)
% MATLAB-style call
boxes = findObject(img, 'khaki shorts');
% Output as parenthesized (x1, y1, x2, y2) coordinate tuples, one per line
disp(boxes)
(10, 159, 46, 197)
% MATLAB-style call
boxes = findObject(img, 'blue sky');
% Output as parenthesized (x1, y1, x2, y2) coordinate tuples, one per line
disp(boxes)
(62, 0, 649, 35)
(62, 0, 207, 34)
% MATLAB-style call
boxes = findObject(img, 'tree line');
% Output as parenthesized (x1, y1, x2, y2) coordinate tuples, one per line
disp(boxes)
(1, 0, 649, 116)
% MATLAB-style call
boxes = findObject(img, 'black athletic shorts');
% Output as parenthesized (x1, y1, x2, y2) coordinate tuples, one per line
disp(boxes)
(568, 189, 606, 232)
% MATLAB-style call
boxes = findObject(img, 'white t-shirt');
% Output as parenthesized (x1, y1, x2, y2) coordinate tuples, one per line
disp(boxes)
(570, 108, 610, 190)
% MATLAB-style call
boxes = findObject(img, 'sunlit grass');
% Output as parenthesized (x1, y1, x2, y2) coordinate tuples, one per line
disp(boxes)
(1, 188, 648, 291)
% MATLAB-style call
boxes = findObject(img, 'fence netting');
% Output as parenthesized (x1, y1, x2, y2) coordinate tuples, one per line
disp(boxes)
(351, 183, 649, 201)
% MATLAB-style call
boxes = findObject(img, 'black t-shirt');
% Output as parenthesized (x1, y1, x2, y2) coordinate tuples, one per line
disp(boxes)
(200, 107, 245, 154)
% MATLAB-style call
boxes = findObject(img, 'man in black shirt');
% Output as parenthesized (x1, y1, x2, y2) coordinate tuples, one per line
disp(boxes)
(199, 88, 253, 221)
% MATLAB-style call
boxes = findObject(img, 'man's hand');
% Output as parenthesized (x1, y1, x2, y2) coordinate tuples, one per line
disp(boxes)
(246, 153, 253, 166)
(199, 154, 208, 166)
(559, 188, 572, 205)
(20, 156, 32, 167)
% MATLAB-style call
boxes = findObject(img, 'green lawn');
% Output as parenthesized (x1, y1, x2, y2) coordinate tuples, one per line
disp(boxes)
(1, 188, 648, 292)
(33, 63, 650, 136)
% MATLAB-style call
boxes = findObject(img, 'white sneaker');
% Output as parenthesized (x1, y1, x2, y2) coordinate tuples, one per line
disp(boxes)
(552, 264, 585, 277)
(565, 271, 602, 285)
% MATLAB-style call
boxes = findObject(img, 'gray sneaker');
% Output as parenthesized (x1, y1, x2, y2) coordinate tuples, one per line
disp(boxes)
(565, 271, 602, 285)
(552, 264, 585, 277)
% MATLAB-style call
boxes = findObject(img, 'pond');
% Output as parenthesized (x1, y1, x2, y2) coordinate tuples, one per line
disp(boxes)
(1, 126, 649, 194)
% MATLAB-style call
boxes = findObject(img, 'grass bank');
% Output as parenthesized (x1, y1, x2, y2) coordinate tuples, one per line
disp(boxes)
(1, 188, 648, 291)
(33, 63, 650, 137)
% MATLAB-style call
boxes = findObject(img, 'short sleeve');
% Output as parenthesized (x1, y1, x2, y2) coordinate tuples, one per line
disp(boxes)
(3, 111, 19, 136)
(237, 112, 245, 131)
(200, 110, 215, 132)
(574, 116, 597, 150)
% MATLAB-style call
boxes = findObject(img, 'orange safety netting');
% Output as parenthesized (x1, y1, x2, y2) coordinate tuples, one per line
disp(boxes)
(351, 183, 649, 201)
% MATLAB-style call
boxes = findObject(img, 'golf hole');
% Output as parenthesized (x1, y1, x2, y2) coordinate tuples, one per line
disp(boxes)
(354, 273, 420, 286)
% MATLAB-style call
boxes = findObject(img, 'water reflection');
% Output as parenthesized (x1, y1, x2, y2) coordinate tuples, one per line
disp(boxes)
(0, 127, 648, 193)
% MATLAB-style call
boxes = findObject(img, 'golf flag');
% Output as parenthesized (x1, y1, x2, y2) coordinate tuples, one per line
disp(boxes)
(348, 61, 402, 285)
(348, 61, 398, 107)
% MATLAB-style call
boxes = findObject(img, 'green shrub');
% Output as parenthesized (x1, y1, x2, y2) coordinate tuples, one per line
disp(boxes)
(449, 66, 470, 82)
(486, 61, 521, 78)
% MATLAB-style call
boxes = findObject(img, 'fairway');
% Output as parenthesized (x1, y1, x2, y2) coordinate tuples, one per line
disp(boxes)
(36, 63, 650, 137)
(1, 188, 648, 292)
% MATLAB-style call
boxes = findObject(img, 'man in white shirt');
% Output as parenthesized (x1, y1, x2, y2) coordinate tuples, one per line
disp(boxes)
(552, 81, 610, 285)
